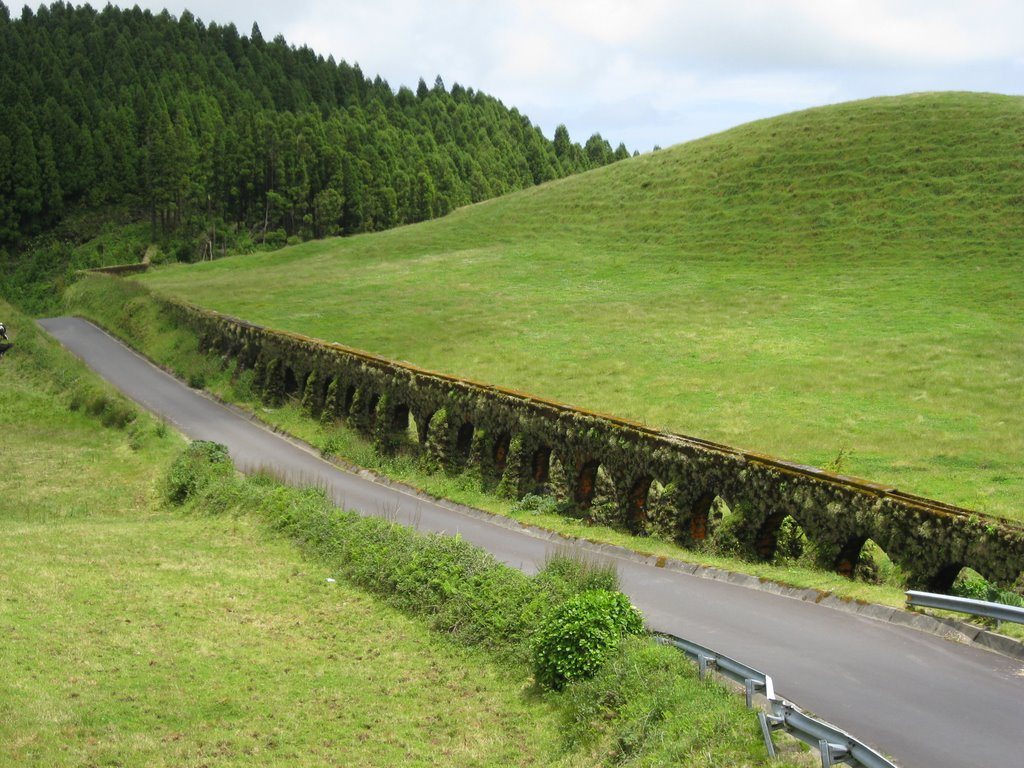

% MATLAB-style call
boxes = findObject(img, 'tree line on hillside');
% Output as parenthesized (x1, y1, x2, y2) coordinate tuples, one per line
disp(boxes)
(0, 2, 630, 251)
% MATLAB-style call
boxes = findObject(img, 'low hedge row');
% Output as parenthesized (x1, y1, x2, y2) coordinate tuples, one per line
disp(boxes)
(165, 440, 794, 765)
(166, 441, 637, 676)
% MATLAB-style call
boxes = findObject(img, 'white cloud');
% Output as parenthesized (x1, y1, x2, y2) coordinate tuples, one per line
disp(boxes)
(108, 1, 1024, 149)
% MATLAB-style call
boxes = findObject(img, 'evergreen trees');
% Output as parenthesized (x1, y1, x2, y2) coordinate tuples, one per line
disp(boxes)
(0, 3, 627, 247)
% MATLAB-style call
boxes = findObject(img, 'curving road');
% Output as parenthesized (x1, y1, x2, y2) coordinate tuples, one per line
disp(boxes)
(40, 317, 1024, 768)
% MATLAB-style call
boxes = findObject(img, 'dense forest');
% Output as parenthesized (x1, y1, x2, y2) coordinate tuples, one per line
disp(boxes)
(0, 2, 629, 252)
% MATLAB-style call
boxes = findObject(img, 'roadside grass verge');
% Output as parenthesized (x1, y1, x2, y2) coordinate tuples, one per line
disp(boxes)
(6, 295, 802, 766)
(0, 300, 577, 767)
(63, 275, 920, 610)
(168, 441, 805, 767)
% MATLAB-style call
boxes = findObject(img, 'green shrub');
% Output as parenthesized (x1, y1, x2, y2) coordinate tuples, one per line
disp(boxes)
(263, 229, 287, 248)
(320, 434, 343, 458)
(69, 385, 137, 429)
(347, 387, 372, 432)
(127, 421, 146, 451)
(321, 377, 340, 423)
(251, 356, 268, 391)
(68, 384, 96, 412)
(586, 499, 621, 527)
(371, 392, 399, 453)
(263, 359, 285, 406)
(532, 589, 645, 691)
(522, 554, 622, 644)
(163, 440, 233, 504)
(495, 434, 525, 498)
(423, 407, 451, 470)
(99, 397, 137, 429)
(953, 570, 1024, 608)
(773, 516, 809, 562)
(513, 492, 571, 516)
(300, 369, 319, 416)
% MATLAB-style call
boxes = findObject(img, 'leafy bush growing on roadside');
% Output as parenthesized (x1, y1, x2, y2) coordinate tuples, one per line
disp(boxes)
(159, 441, 793, 766)
(320, 434, 344, 458)
(513, 492, 572, 516)
(68, 384, 138, 429)
(953, 570, 1024, 609)
(161, 442, 641, 662)
(163, 440, 233, 504)
(532, 589, 645, 691)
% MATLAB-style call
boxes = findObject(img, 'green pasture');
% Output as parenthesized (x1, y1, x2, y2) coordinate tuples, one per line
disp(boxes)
(0, 307, 567, 767)
(139, 92, 1024, 522)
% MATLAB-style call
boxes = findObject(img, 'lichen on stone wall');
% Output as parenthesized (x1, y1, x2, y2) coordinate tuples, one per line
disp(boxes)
(154, 292, 1024, 591)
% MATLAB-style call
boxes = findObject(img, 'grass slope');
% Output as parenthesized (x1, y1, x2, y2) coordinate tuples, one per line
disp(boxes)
(6, 301, 801, 766)
(140, 92, 1024, 521)
(0, 306, 567, 767)
(63, 275, 914, 609)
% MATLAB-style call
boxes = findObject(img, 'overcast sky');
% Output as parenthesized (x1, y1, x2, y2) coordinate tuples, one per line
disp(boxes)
(111, 1, 1024, 151)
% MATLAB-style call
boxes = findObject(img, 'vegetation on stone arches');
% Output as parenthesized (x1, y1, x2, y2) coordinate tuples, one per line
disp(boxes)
(206, 303, 1023, 592)
(68, 275, 1024, 628)
(141, 92, 1024, 528)
(71, 274, 1024, 594)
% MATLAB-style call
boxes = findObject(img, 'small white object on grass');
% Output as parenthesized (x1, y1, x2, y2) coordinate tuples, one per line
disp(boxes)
(326, 578, 336, 583)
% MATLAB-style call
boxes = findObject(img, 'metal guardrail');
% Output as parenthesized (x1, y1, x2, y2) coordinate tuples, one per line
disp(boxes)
(761, 700, 898, 768)
(654, 632, 775, 707)
(906, 590, 1024, 628)
(654, 631, 898, 768)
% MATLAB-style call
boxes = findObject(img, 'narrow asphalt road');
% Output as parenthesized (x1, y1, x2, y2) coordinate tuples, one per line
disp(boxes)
(40, 317, 1024, 768)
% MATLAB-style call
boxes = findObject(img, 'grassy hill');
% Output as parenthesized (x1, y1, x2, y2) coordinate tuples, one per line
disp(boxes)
(139, 92, 1024, 522)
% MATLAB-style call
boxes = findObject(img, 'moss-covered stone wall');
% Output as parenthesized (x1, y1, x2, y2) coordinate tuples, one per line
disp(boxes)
(165, 294, 1024, 591)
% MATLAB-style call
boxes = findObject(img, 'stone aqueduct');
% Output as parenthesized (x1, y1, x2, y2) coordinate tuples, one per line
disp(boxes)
(162, 295, 1024, 592)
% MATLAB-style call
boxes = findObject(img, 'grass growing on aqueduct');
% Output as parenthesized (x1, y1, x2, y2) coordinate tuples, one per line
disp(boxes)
(141, 92, 1024, 522)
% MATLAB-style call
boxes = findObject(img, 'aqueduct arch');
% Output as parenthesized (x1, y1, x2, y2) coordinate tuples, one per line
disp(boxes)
(575, 459, 601, 509)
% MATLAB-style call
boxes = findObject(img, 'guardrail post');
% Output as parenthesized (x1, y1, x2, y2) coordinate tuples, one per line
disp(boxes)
(697, 653, 716, 681)
(819, 740, 851, 767)
(745, 678, 755, 708)
(758, 711, 783, 759)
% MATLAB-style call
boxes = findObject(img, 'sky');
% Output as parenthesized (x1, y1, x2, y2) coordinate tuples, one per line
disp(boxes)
(108, 1, 1024, 152)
